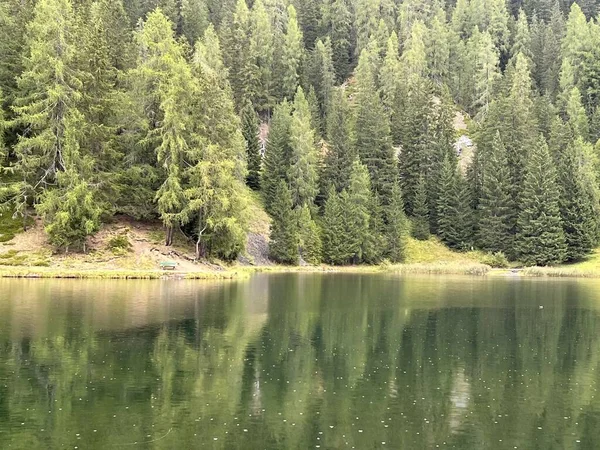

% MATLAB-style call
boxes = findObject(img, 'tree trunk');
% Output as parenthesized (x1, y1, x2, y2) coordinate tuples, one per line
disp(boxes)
(165, 226, 174, 246)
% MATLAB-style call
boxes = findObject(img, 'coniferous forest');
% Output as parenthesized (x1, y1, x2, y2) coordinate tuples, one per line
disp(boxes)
(1, 0, 600, 266)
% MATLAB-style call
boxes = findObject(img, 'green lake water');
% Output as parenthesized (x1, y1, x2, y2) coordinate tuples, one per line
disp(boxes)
(1, 274, 600, 449)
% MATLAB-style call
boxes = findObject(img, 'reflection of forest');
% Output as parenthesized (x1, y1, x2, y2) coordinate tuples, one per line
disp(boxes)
(1, 275, 600, 449)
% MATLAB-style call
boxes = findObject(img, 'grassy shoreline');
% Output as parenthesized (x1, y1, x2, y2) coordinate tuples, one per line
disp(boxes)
(3, 264, 600, 280)
(0, 262, 497, 279)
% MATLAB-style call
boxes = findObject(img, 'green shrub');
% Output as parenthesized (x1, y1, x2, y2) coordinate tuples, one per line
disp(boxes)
(481, 251, 510, 268)
(106, 233, 132, 255)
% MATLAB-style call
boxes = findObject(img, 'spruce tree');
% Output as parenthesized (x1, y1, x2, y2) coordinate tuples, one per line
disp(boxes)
(412, 176, 430, 241)
(354, 48, 397, 208)
(321, 88, 355, 196)
(346, 159, 378, 264)
(288, 87, 318, 208)
(297, 204, 322, 265)
(324, 0, 352, 83)
(278, 5, 304, 101)
(516, 136, 566, 266)
(477, 132, 514, 255)
(220, 0, 257, 110)
(385, 183, 408, 263)
(437, 155, 472, 250)
(269, 180, 299, 264)
(262, 101, 292, 214)
(307, 38, 335, 127)
(321, 188, 353, 265)
(185, 26, 249, 261)
(241, 103, 262, 191)
(557, 139, 597, 261)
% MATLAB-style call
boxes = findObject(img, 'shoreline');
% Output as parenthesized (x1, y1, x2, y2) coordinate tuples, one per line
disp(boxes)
(0, 263, 597, 280)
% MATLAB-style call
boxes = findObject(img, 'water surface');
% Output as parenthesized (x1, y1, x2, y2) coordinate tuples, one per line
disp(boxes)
(1, 274, 600, 449)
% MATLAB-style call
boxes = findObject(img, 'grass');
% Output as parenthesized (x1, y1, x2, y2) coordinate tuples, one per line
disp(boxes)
(0, 211, 27, 243)
(0, 267, 241, 280)
(0, 249, 51, 267)
(520, 250, 600, 278)
(246, 190, 271, 236)
(404, 236, 485, 264)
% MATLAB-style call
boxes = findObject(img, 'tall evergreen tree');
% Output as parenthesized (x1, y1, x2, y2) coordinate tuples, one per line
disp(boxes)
(437, 155, 472, 250)
(411, 175, 430, 240)
(241, 103, 262, 190)
(477, 132, 514, 255)
(262, 101, 292, 214)
(557, 139, 597, 261)
(321, 187, 353, 264)
(11, 0, 98, 241)
(269, 180, 299, 264)
(278, 5, 304, 101)
(354, 48, 397, 208)
(288, 87, 318, 208)
(321, 88, 355, 196)
(297, 203, 322, 264)
(385, 183, 408, 263)
(516, 136, 566, 266)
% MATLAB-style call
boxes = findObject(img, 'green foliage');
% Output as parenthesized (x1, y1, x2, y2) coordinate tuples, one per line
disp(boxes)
(411, 176, 430, 241)
(106, 233, 132, 255)
(297, 204, 321, 265)
(269, 181, 298, 265)
(262, 101, 292, 214)
(385, 184, 408, 263)
(437, 155, 473, 250)
(476, 132, 514, 255)
(37, 170, 102, 252)
(288, 87, 318, 207)
(241, 104, 262, 190)
(354, 48, 397, 208)
(516, 136, 566, 266)
(321, 188, 353, 265)
(556, 138, 598, 261)
(481, 251, 510, 268)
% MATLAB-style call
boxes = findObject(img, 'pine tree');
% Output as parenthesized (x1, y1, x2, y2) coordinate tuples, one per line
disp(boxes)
(412, 176, 430, 241)
(262, 101, 292, 214)
(269, 180, 299, 264)
(385, 183, 408, 263)
(297, 204, 321, 265)
(516, 136, 566, 266)
(11, 0, 94, 240)
(241, 103, 262, 190)
(133, 9, 193, 246)
(321, 88, 355, 196)
(181, 0, 209, 46)
(477, 132, 514, 255)
(288, 87, 318, 208)
(437, 155, 472, 250)
(249, 0, 275, 113)
(308, 38, 335, 127)
(278, 5, 304, 101)
(354, 48, 397, 208)
(220, 0, 257, 110)
(321, 188, 353, 265)
(185, 26, 249, 261)
(324, 0, 352, 83)
(346, 159, 377, 264)
(557, 139, 597, 261)
(37, 169, 102, 252)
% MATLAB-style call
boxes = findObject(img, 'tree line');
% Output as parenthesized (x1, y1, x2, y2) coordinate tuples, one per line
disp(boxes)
(1, 0, 600, 265)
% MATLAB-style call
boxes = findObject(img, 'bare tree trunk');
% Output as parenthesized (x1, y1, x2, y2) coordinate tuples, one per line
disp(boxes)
(165, 226, 173, 246)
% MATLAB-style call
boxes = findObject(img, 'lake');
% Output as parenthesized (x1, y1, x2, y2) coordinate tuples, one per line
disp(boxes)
(0, 274, 599, 449)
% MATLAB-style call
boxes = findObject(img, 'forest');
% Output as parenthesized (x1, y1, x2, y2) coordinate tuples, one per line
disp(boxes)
(1, 0, 600, 266)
